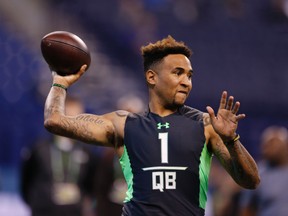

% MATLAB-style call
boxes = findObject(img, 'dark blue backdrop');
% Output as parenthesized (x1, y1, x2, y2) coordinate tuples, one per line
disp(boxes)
(0, 0, 287, 185)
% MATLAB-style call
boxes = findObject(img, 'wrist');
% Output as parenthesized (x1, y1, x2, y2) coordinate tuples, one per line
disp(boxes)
(224, 134, 240, 145)
(52, 83, 67, 91)
(52, 75, 69, 86)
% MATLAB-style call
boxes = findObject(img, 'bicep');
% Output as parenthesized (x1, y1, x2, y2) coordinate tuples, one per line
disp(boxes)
(55, 113, 117, 147)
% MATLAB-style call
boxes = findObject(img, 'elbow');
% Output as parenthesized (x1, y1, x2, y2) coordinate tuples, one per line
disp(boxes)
(44, 117, 61, 134)
(241, 174, 261, 190)
(251, 175, 261, 189)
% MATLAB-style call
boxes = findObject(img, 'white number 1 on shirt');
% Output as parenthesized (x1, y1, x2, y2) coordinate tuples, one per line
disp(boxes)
(158, 132, 168, 163)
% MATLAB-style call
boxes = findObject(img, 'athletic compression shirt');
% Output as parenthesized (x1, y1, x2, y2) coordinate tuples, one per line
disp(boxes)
(120, 105, 212, 216)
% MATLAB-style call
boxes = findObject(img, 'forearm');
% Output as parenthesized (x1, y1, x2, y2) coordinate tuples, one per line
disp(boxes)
(44, 85, 66, 133)
(226, 140, 260, 189)
(44, 84, 119, 146)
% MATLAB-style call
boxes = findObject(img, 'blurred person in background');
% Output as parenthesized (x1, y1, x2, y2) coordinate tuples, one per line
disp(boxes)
(20, 96, 98, 216)
(43, 35, 260, 215)
(239, 126, 288, 216)
(208, 159, 242, 216)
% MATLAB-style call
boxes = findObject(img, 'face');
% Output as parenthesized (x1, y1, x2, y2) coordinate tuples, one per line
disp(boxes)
(261, 128, 288, 164)
(147, 54, 193, 109)
(65, 100, 84, 116)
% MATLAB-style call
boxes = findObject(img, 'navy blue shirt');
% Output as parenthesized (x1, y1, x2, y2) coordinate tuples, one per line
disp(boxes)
(120, 106, 212, 216)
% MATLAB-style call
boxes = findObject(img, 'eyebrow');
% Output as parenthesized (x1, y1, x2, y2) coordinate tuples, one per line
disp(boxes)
(175, 67, 194, 74)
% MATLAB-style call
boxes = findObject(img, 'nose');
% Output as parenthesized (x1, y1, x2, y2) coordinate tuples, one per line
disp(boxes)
(181, 75, 192, 87)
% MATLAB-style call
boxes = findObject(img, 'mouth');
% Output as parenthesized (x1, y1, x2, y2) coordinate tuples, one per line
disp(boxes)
(177, 91, 188, 95)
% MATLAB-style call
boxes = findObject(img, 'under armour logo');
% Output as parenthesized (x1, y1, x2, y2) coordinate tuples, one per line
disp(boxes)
(157, 122, 170, 129)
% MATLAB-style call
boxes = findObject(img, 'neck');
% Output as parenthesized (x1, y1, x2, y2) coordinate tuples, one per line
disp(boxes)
(148, 102, 178, 117)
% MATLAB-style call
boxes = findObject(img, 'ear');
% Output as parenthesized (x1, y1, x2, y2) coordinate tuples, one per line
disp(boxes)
(145, 69, 157, 85)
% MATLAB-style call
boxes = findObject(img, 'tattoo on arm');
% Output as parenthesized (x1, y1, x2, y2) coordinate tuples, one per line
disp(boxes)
(215, 140, 248, 181)
(213, 141, 233, 171)
(45, 87, 119, 147)
(203, 115, 211, 126)
(45, 88, 65, 119)
(115, 110, 129, 117)
(221, 141, 259, 188)
(66, 114, 116, 146)
(59, 116, 94, 141)
(227, 142, 245, 180)
(76, 115, 105, 124)
(213, 140, 248, 182)
(229, 142, 257, 181)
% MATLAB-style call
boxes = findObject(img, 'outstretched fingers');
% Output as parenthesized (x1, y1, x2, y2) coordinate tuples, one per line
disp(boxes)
(206, 106, 216, 120)
(218, 91, 246, 121)
(219, 91, 227, 110)
(219, 91, 241, 113)
(232, 101, 240, 114)
(226, 96, 234, 110)
(236, 113, 246, 121)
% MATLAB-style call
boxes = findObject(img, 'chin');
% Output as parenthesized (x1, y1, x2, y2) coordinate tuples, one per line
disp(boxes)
(175, 98, 187, 106)
(173, 101, 185, 108)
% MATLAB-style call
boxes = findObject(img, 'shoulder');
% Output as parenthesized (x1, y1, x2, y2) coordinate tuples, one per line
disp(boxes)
(108, 110, 132, 156)
(201, 112, 220, 149)
(113, 110, 148, 126)
(115, 110, 130, 117)
(103, 110, 129, 123)
(178, 105, 204, 121)
(202, 112, 212, 127)
(107, 110, 130, 142)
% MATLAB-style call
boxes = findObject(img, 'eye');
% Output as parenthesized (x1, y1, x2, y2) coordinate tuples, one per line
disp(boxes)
(173, 70, 182, 76)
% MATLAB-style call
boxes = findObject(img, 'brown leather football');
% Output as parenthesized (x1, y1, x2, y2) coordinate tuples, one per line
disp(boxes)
(41, 31, 91, 76)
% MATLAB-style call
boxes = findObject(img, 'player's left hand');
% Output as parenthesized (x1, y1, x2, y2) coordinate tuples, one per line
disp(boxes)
(206, 91, 246, 143)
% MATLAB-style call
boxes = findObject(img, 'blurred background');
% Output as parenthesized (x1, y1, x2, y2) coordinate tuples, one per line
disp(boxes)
(0, 0, 288, 215)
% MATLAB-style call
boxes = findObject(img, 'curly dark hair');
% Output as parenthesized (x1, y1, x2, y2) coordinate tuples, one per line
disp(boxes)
(141, 35, 192, 72)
